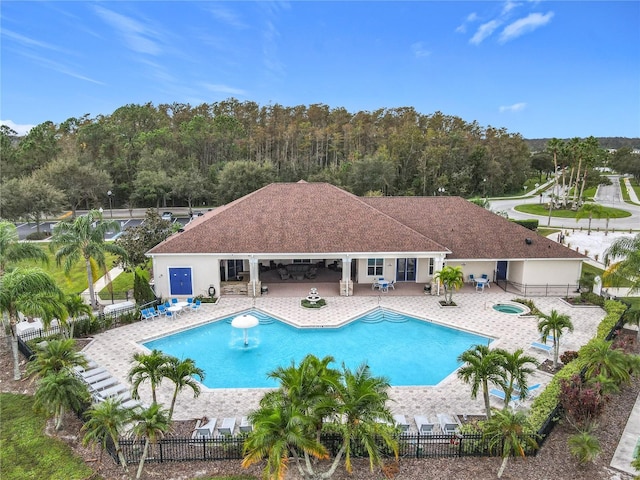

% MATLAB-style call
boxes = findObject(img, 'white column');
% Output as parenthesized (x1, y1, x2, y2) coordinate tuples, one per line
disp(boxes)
(341, 257, 352, 296)
(434, 254, 445, 296)
(249, 258, 260, 297)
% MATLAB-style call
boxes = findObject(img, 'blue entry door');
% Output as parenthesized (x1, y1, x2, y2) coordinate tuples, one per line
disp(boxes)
(169, 268, 193, 295)
(496, 261, 507, 281)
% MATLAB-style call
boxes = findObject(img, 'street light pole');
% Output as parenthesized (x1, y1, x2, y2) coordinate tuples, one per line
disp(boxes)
(107, 190, 113, 218)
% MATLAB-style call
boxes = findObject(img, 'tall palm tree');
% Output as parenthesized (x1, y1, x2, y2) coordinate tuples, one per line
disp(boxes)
(331, 362, 398, 476)
(537, 309, 574, 369)
(494, 348, 539, 407)
(162, 356, 205, 421)
(50, 209, 127, 308)
(33, 370, 89, 431)
(26, 338, 87, 379)
(545, 138, 563, 226)
(575, 203, 606, 235)
(61, 293, 92, 339)
(0, 267, 65, 380)
(434, 265, 465, 305)
(82, 396, 136, 470)
(604, 233, 640, 295)
(131, 403, 170, 480)
(128, 349, 171, 404)
(482, 408, 538, 478)
(0, 220, 48, 275)
(457, 344, 506, 419)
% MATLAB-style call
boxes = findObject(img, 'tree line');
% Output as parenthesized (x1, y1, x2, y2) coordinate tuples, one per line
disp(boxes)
(0, 99, 627, 221)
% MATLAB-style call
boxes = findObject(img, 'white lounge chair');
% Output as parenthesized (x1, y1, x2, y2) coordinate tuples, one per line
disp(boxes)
(437, 413, 460, 434)
(530, 341, 553, 355)
(97, 383, 128, 399)
(219, 417, 236, 435)
(89, 377, 119, 391)
(78, 367, 107, 379)
(239, 416, 252, 433)
(84, 371, 111, 384)
(414, 415, 435, 435)
(393, 414, 410, 432)
(194, 417, 217, 439)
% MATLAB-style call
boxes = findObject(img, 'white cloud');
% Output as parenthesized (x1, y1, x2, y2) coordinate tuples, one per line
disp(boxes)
(470, 20, 502, 45)
(501, 1, 520, 15)
(200, 83, 247, 96)
(93, 6, 162, 55)
(455, 12, 478, 34)
(499, 102, 527, 113)
(1, 120, 35, 136)
(499, 12, 554, 43)
(2, 29, 69, 54)
(411, 42, 431, 58)
(207, 5, 247, 29)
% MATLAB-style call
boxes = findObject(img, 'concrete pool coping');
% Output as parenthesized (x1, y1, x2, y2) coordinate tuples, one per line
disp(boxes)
(82, 291, 605, 429)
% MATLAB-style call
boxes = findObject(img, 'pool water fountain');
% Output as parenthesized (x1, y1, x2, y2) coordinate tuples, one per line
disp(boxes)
(231, 314, 259, 346)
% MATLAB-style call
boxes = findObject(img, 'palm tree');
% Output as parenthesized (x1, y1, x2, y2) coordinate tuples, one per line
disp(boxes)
(26, 338, 88, 379)
(604, 233, 640, 295)
(494, 348, 539, 407)
(82, 396, 136, 470)
(537, 309, 574, 369)
(545, 138, 563, 226)
(0, 220, 48, 275)
(33, 370, 89, 430)
(568, 427, 601, 465)
(0, 267, 65, 380)
(331, 362, 398, 476)
(457, 345, 506, 419)
(162, 356, 205, 421)
(434, 265, 465, 305)
(62, 293, 92, 339)
(575, 203, 606, 235)
(482, 408, 538, 478)
(243, 393, 328, 480)
(579, 338, 638, 387)
(128, 349, 171, 404)
(131, 403, 170, 480)
(50, 209, 127, 308)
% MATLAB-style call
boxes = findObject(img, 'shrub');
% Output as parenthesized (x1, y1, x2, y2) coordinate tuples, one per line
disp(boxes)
(301, 299, 327, 308)
(559, 374, 606, 426)
(73, 317, 101, 337)
(560, 350, 579, 364)
(568, 429, 601, 465)
(512, 298, 542, 316)
(511, 219, 539, 231)
(25, 231, 50, 240)
(579, 292, 605, 306)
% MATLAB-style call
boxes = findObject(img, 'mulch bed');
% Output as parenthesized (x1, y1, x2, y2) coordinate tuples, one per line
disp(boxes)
(1, 331, 638, 480)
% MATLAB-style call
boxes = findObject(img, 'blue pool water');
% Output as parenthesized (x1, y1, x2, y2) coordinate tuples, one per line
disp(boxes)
(143, 309, 491, 389)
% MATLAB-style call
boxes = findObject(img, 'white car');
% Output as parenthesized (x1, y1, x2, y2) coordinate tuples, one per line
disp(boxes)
(161, 212, 173, 221)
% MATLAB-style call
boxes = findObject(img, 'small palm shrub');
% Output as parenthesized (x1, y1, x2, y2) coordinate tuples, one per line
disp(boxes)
(568, 429, 601, 465)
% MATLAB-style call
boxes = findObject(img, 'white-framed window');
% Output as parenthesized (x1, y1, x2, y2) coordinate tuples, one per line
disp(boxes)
(429, 258, 434, 275)
(293, 259, 312, 264)
(367, 258, 384, 276)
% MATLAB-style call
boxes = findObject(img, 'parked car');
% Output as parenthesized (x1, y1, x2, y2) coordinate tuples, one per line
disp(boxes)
(161, 211, 173, 221)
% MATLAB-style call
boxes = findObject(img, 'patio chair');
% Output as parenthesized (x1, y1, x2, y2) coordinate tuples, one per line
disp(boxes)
(468, 274, 475, 284)
(388, 280, 396, 290)
(140, 308, 154, 320)
(96, 383, 129, 399)
(530, 341, 553, 355)
(157, 304, 167, 316)
(393, 414, 410, 432)
(239, 416, 253, 433)
(414, 415, 436, 435)
(475, 281, 485, 292)
(191, 299, 201, 312)
(83, 371, 112, 384)
(89, 376, 119, 391)
(219, 417, 236, 435)
(193, 417, 217, 439)
(436, 413, 460, 434)
(78, 367, 107, 379)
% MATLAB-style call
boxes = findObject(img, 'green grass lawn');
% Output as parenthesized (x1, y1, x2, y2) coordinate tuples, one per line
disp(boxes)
(98, 269, 136, 301)
(515, 203, 632, 219)
(0, 393, 96, 480)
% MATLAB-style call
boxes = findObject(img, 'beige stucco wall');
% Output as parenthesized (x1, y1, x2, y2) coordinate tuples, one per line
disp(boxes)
(151, 254, 220, 299)
(519, 259, 582, 285)
(446, 260, 497, 282)
(355, 258, 397, 284)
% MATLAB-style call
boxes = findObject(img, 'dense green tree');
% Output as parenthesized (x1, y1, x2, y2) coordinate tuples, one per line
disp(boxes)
(530, 152, 554, 182)
(0, 267, 65, 380)
(26, 338, 87, 379)
(457, 345, 506, 419)
(494, 348, 539, 407)
(50, 209, 126, 307)
(216, 160, 276, 204)
(0, 220, 48, 275)
(346, 152, 397, 196)
(17, 121, 60, 173)
(0, 125, 21, 179)
(115, 208, 172, 269)
(537, 309, 574, 369)
(0, 176, 66, 233)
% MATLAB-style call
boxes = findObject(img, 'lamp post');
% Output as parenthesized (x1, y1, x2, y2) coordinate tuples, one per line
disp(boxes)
(438, 187, 446, 196)
(107, 190, 113, 218)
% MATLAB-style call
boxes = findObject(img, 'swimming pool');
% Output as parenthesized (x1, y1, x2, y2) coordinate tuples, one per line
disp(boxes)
(143, 309, 491, 389)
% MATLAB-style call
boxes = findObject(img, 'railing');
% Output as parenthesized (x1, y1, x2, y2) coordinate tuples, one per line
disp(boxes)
(110, 431, 539, 465)
(494, 279, 580, 298)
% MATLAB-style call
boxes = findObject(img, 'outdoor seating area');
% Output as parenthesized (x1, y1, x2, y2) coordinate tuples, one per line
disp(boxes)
(489, 384, 542, 408)
(372, 278, 395, 292)
(74, 361, 143, 410)
(191, 416, 239, 437)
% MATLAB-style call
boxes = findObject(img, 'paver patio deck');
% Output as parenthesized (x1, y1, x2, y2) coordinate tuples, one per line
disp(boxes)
(83, 290, 605, 431)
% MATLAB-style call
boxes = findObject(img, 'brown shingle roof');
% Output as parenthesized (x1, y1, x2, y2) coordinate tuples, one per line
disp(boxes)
(362, 196, 585, 260)
(148, 182, 449, 255)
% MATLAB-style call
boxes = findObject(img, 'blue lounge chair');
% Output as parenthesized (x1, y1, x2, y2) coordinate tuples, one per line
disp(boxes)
(530, 341, 553, 355)
(140, 308, 154, 320)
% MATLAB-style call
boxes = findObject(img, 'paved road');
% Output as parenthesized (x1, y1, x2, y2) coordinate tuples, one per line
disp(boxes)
(490, 175, 640, 231)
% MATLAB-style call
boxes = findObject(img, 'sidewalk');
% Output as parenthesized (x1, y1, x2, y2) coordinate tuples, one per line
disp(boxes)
(623, 177, 640, 204)
(82, 266, 126, 306)
(611, 391, 640, 476)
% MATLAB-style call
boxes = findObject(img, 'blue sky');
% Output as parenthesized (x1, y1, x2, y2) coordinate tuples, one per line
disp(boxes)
(1, 1, 639, 139)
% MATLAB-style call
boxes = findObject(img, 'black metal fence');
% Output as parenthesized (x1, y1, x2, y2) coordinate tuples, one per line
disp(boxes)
(494, 279, 581, 297)
(112, 431, 539, 465)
